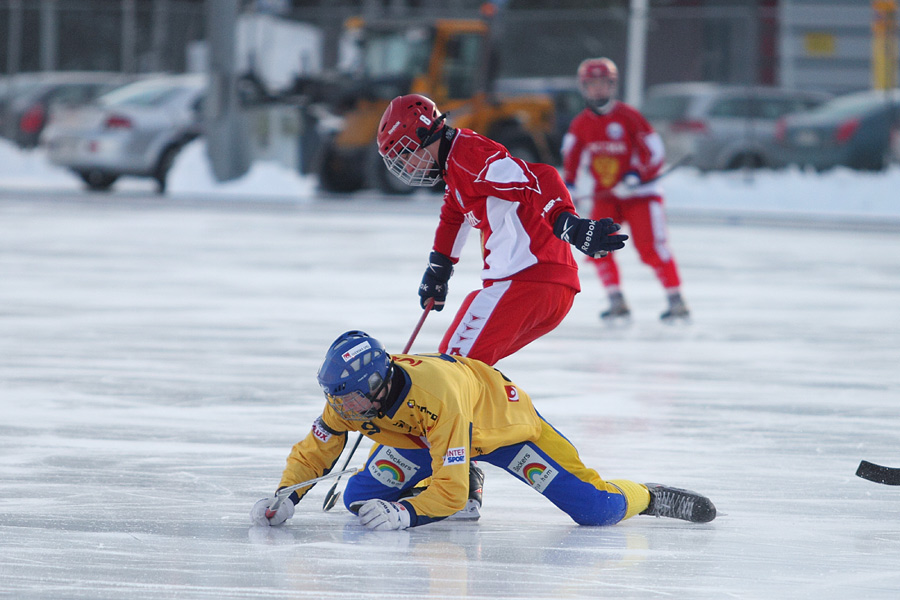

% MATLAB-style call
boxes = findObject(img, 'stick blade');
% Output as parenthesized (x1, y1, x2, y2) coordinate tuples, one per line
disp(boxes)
(323, 491, 341, 512)
(856, 460, 900, 485)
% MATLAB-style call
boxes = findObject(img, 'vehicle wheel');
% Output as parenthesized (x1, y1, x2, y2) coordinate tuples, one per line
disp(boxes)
(500, 137, 540, 163)
(79, 170, 118, 192)
(368, 148, 415, 196)
(319, 145, 365, 193)
(725, 153, 765, 171)
(154, 145, 181, 194)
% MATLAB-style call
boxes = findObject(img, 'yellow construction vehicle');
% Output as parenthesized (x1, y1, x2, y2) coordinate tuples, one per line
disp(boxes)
(313, 13, 557, 194)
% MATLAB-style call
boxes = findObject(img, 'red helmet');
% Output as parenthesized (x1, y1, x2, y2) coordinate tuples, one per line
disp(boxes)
(376, 94, 443, 157)
(376, 94, 446, 187)
(577, 57, 618, 85)
(577, 57, 618, 113)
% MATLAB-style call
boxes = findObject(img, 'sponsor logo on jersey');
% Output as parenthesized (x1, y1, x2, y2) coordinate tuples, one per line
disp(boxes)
(443, 446, 466, 466)
(311, 417, 332, 443)
(541, 197, 561, 218)
(606, 122, 625, 140)
(505, 385, 519, 402)
(463, 210, 481, 228)
(342, 341, 371, 361)
(586, 140, 628, 155)
(368, 446, 420, 488)
(508, 446, 558, 492)
(406, 398, 438, 421)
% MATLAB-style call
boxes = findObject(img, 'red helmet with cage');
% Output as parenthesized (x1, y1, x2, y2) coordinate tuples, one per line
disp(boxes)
(577, 57, 619, 113)
(376, 94, 446, 187)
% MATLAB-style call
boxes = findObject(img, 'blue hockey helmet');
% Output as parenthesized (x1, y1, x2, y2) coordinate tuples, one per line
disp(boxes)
(317, 331, 393, 421)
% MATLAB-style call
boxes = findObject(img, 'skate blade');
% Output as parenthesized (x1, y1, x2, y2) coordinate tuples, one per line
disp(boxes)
(446, 499, 481, 521)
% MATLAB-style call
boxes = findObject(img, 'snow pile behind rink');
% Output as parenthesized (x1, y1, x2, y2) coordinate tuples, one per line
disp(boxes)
(2, 136, 900, 221)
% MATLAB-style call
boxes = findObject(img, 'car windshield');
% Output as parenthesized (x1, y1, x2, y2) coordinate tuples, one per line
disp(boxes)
(809, 91, 898, 119)
(364, 28, 432, 79)
(99, 81, 188, 108)
(642, 94, 693, 120)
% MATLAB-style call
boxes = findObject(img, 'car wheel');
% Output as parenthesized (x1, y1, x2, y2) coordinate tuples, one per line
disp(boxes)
(79, 170, 118, 192)
(319, 145, 365, 193)
(725, 153, 765, 171)
(368, 147, 415, 196)
(154, 145, 182, 194)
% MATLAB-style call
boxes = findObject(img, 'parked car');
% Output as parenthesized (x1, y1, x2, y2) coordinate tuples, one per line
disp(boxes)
(641, 82, 832, 171)
(43, 73, 206, 193)
(0, 71, 131, 148)
(774, 88, 900, 172)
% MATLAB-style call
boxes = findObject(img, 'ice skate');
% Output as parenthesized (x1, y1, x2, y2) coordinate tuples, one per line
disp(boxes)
(641, 483, 716, 523)
(600, 291, 631, 323)
(660, 292, 690, 322)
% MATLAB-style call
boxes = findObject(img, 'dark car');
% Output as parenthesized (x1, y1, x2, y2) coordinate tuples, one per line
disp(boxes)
(0, 71, 130, 148)
(774, 88, 900, 171)
(642, 82, 831, 171)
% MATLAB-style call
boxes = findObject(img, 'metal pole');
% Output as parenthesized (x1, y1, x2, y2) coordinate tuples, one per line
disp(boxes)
(122, 0, 136, 73)
(40, 0, 58, 72)
(151, 0, 170, 72)
(625, 0, 649, 107)
(7, 0, 23, 75)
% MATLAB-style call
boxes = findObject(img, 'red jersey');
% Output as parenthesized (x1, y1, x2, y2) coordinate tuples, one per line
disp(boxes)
(435, 128, 580, 292)
(562, 102, 665, 201)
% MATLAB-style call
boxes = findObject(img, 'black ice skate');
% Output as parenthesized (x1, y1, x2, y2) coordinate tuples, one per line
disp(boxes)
(641, 483, 716, 523)
(398, 463, 484, 520)
(601, 292, 631, 322)
(660, 292, 690, 322)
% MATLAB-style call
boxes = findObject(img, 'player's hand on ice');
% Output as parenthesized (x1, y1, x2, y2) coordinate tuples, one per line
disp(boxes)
(553, 212, 628, 258)
(419, 251, 453, 311)
(357, 499, 411, 531)
(250, 496, 295, 527)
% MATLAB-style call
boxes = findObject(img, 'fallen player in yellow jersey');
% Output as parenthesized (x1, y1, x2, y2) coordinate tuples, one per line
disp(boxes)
(251, 331, 716, 530)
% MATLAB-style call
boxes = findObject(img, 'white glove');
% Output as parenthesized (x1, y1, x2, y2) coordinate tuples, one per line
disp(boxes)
(250, 497, 295, 527)
(357, 499, 411, 531)
(621, 171, 641, 187)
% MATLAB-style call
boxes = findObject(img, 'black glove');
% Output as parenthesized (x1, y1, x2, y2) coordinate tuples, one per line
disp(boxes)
(419, 251, 453, 311)
(553, 212, 628, 258)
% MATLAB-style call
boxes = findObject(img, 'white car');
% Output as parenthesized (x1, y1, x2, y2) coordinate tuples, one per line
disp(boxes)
(43, 74, 206, 193)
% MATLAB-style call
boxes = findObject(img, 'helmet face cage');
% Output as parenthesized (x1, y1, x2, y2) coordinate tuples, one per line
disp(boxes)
(377, 94, 444, 187)
(317, 332, 392, 422)
(577, 58, 618, 111)
(381, 134, 442, 187)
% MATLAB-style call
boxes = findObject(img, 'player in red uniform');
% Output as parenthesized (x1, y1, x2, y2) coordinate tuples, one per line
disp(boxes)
(377, 93, 629, 366)
(562, 57, 689, 322)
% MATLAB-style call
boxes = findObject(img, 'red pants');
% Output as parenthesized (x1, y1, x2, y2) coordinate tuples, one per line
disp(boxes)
(439, 280, 576, 366)
(590, 195, 681, 290)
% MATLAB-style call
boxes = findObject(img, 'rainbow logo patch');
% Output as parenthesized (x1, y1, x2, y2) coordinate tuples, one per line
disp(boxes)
(523, 462, 546, 485)
(507, 445, 559, 492)
(374, 460, 405, 483)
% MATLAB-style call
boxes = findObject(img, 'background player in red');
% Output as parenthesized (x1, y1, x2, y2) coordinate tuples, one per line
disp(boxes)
(562, 57, 690, 322)
(377, 93, 628, 367)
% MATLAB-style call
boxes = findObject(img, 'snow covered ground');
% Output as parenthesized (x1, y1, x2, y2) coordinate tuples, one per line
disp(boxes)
(1, 141, 899, 599)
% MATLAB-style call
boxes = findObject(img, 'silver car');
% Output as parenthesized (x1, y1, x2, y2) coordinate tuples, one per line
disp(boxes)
(641, 82, 831, 171)
(43, 74, 206, 193)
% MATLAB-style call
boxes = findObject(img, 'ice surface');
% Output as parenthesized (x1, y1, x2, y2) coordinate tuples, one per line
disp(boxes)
(1, 146, 900, 599)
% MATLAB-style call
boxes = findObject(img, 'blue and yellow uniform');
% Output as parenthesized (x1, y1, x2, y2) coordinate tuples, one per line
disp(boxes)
(279, 353, 650, 527)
